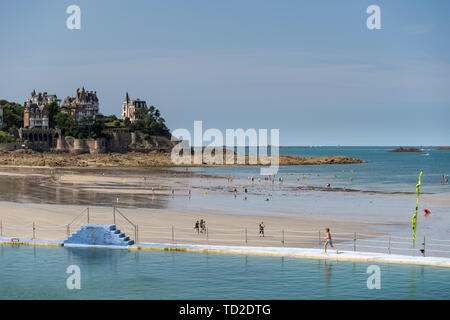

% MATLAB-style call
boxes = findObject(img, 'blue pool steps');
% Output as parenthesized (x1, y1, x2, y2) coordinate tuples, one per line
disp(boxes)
(64, 224, 134, 247)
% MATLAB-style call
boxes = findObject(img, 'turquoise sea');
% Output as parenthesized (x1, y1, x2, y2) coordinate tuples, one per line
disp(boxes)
(194, 146, 450, 194)
(0, 245, 449, 300)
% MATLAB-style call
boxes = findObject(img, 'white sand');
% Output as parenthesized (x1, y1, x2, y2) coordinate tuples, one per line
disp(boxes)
(0, 201, 378, 248)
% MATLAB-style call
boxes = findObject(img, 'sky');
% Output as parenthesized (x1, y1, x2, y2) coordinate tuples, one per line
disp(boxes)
(0, 0, 449, 146)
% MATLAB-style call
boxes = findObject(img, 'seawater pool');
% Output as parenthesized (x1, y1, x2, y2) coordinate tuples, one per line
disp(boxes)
(0, 245, 449, 300)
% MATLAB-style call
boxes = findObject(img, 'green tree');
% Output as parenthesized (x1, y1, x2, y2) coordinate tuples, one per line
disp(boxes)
(54, 112, 80, 138)
(46, 101, 60, 129)
(125, 105, 170, 137)
(0, 100, 24, 130)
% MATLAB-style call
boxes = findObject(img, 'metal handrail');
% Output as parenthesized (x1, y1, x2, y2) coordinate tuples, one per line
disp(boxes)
(113, 207, 138, 243)
(67, 208, 88, 227)
(66, 208, 89, 236)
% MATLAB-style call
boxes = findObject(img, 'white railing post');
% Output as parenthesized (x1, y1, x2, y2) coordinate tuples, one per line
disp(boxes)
(388, 234, 391, 254)
(318, 230, 321, 247)
(135, 225, 138, 244)
(422, 236, 426, 257)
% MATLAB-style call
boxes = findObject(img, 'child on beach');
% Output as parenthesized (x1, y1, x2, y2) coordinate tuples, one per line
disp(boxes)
(324, 228, 338, 254)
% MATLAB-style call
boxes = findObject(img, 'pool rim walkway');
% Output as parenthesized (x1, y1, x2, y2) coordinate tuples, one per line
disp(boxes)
(1, 236, 449, 268)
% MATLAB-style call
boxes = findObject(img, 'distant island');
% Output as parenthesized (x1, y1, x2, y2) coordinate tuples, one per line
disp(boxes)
(388, 147, 423, 153)
(436, 147, 450, 151)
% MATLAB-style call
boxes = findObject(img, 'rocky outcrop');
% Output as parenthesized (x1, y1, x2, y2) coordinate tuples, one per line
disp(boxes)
(0, 150, 366, 168)
(278, 155, 366, 165)
(388, 147, 422, 153)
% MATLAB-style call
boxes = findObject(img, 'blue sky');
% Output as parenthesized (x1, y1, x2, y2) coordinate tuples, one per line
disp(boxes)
(0, 0, 449, 145)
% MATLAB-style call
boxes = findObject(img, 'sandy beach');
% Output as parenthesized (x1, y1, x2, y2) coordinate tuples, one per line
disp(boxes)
(1, 164, 448, 256)
(0, 166, 388, 248)
(0, 201, 379, 247)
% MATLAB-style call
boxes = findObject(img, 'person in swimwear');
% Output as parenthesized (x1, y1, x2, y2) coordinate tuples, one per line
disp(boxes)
(194, 220, 200, 234)
(324, 228, 338, 254)
(259, 221, 265, 237)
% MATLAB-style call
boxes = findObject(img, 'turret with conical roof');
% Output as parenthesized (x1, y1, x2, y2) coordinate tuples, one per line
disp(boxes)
(122, 92, 147, 122)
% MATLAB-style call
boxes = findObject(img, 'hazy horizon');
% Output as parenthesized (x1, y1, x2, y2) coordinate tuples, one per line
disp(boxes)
(1, 0, 449, 146)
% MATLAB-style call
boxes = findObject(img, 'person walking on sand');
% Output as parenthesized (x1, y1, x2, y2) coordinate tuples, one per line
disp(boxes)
(259, 221, 265, 237)
(202, 220, 207, 234)
(234, 187, 237, 198)
(194, 220, 200, 234)
(324, 228, 338, 254)
(199, 219, 204, 233)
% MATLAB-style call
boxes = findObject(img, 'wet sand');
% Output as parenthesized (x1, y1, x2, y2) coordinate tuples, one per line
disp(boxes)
(0, 166, 430, 250)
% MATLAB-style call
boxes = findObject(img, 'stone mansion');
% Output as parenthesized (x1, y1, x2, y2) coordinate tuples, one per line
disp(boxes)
(62, 87, 100, 120)
(19, 88, 149, 130)
(121, 92, 147, 122)
(23, 90, 58, 129)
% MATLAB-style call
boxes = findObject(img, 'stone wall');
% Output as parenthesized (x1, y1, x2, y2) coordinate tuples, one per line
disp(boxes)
(0, 143, 23, 151)
(19, 128, 60, 151)
(15, 128, 171, 154)
(106, 129, 132, 153)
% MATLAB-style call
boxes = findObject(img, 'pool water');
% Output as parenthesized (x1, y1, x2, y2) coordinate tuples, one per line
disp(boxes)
(0, 245, 449, 300)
